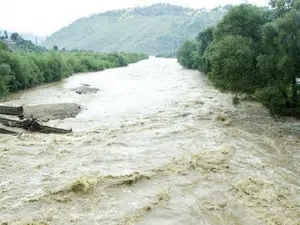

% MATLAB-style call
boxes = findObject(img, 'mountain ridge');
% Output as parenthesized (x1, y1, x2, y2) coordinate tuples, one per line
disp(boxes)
(43, 3, 230, 55)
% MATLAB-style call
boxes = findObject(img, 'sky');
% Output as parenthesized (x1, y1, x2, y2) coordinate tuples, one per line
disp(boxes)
(0, 0, 268, 36)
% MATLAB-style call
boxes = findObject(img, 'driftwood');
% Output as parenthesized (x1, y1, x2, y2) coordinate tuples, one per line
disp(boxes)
(0, 117, 72, 134)
(0, 105, 23, 116)
(0, 105, 72, 134)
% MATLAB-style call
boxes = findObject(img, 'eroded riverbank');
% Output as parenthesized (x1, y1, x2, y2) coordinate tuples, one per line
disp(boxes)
(0, 58, 299, 225)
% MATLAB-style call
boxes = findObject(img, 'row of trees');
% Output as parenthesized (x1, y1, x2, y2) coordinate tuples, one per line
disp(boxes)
(0, 30, 8, 40)
(0, 41, 148, 97)
(177, 0, 300, 117)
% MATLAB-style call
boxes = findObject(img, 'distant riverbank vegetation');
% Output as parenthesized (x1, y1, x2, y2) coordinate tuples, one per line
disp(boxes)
(155, 52, 176, 58)
(177, 0, 300, 117)
(0, 38, 148, 98)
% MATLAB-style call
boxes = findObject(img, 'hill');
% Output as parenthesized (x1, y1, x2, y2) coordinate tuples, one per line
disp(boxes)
(0, 32, 46, 52)
(43, 4, 230, 55)
(0, 29, 45, 45)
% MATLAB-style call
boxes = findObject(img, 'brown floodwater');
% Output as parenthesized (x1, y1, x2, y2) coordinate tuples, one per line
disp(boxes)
(0, 58, 299, 225)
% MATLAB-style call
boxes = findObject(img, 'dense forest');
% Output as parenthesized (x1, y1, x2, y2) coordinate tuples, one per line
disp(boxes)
(177, 0, 300, 117)
(43, 4, 229, 55)
(0, 39, 148, 98)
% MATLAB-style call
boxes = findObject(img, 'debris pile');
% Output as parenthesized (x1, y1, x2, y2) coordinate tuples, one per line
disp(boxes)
(0, 105, 72, 134)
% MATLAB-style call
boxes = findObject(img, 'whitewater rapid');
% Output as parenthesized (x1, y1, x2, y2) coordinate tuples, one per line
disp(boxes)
(1, 58, 299, 225)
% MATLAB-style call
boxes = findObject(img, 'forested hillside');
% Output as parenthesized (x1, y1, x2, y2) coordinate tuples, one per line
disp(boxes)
(0, 32, 46, 52)
(43, 4, 229, 55)
(0, 29, 45, 45)
(177, 0, 300, 117)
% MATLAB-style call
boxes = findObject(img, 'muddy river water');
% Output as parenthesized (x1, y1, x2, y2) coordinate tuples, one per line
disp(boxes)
(0, 58, 300, 225)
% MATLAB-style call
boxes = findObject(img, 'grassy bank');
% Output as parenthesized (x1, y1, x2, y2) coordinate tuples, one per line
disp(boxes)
(0, 42, 148, 98)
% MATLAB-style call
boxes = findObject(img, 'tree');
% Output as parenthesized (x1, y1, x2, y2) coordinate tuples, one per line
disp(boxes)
(196, 27, 214, 54)
(177, 40, 198, 69)
(214, 4, 268, 43)
(4, 30, 8, 39)
(0, 63, 10, 97)
(53, 45, 58, 51)
(195, 27, 215, 73)
(269, 0, 300, 16)
(11, 32, 20, 42)
(207, 35, 258, 94)
(275, 10, 300, 110)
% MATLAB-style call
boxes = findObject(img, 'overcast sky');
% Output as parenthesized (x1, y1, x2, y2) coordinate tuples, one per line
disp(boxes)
(0, 0, 268, 36)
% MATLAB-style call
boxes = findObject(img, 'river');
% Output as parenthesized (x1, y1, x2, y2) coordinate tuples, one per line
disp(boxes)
(0, 58, 299, 225)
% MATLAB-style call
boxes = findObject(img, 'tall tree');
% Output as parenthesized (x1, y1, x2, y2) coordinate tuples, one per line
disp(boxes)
(214, 4, 268, 43)
(269, 0, 300, 16)
(276, 9, 300, 109)
(11, 33, 20, 42)
(195, 27, 215, 73)
(207, 35, 257, 94)
(177, 40, 198, 69)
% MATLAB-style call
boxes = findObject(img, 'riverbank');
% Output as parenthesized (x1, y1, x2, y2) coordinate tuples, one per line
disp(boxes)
(0, 42, 148, 98)
(177, 4, 300, 118)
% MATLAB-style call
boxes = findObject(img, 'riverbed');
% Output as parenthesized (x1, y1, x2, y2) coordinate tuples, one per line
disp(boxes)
(0, 58, 299, 225)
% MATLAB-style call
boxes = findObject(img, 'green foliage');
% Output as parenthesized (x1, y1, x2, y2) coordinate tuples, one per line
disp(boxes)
(0, 63, 10, 97)
(177, 41, 198, 69)
(0, 41, 9, 51)
(257, 8, 300, 114)
(214, 4, 269, 42)
(155, 52, 176, 58)
(269, 0, 300, 16)
(44, 4, 229, 55)
(255, 86, 288, 115)
(207, 35, 258, 94)
(177, 2, 300, 117)
(196, 27, 214, 54)
(196, 27, 215, 73)
(3, 33, 47, 53)
(0, 46, 148, 98)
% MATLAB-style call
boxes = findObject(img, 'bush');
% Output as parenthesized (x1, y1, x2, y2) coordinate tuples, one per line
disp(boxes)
(0, 42, 148, 98)
(0, 63, 11, 97)
(255, 86, 288, 115)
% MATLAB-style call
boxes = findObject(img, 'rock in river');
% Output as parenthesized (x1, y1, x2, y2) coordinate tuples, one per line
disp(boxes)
(71, 86, 99, 95)
(24, 103, 83, 122)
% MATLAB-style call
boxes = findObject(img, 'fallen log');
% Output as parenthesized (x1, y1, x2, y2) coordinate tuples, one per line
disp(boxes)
(0, 105, 23, 116)
(38, 125, 72, 134)
(0, 117, 72, 134)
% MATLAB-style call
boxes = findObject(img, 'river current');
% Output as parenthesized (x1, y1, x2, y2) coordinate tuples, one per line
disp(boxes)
(0, 58, 299, 225)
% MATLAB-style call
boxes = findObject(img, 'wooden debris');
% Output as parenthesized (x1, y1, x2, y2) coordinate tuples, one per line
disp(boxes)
(0, 105, 72, 134)
(0, 116, 72, 134)
(0, 105, 23, 116)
